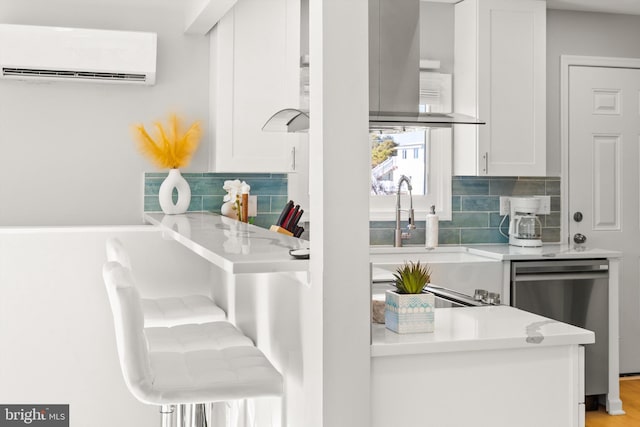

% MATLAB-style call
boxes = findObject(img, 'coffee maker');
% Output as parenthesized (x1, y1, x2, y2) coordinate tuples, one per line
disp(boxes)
(507, 197, 545, 247)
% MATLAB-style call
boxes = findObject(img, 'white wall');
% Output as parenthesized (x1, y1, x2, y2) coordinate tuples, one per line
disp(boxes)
(0, 0, 210, 226)
(0, 228, 214, 427)
(546, 9, 640, 175)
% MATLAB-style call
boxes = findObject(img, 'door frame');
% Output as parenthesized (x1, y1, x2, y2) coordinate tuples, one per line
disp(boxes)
(560, 56, 640, 415)
(560, 55, 640, 243)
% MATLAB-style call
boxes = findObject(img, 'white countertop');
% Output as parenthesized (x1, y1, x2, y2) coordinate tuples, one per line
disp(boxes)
(371, 305, 594, 357)
(370, 244, 621, 262)
(466, 244, 622, 260)
(370, 245, 500, 264)
(144, 212, 309, 274)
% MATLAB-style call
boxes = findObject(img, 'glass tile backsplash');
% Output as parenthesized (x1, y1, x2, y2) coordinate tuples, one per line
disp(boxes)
(370, 176, 561, 246)
(145, 174, 561, 246)
(144, 172, 288, 229)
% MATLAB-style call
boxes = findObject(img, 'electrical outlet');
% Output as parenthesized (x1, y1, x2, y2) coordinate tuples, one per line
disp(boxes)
(499, 197, 510, 216)
(536, 195, 551, 214)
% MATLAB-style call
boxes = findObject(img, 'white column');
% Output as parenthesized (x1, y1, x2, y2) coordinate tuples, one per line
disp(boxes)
(307, 0, 371, 426)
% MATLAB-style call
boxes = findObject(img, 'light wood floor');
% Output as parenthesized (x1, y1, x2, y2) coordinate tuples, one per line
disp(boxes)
(586, 378, 640, 427)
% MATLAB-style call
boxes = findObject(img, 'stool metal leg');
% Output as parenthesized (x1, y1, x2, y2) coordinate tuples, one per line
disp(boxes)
(175, 404, 188, 427)
(193, 403, 207, 427)
(160, 405, 177, 427)
(209, 402, 228, 427)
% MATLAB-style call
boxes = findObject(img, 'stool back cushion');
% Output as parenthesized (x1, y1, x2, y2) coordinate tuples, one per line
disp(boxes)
(105, 237, 133, 269)
(103, 262, 153, 402)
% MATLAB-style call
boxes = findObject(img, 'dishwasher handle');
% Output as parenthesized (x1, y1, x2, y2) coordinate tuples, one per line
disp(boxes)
(512, 271, 609, 282)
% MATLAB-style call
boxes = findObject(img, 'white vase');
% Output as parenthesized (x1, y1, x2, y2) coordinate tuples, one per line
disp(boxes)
(158, 169, 191, 215)
(385, 290, 435, 334)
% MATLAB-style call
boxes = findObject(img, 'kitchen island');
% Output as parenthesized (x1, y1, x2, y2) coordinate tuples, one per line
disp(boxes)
(372, 305, 594, 427)
(370, 243, 623, 416)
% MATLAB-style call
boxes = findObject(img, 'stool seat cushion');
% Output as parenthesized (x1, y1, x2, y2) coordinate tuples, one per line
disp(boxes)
(142, 295, 227, 328)
(105, 237, 227, 328)
(146, 346, 283, 404)
(145, 321, 253, 353)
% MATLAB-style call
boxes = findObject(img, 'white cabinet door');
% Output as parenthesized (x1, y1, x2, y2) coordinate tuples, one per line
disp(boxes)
(210, 0, 301, 173)
(454, 0, 546, 176)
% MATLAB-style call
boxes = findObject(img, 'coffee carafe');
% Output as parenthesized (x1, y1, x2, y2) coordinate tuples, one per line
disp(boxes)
(508, 198, 543, 247)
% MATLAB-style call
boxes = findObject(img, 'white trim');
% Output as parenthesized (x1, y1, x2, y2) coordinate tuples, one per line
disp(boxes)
(560, 55, 640, 245)
(560, 55, 640, 416)
(370, 129, 453, 222)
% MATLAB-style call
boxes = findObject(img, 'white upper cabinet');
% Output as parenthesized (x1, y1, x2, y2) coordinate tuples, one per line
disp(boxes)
(453, 0, 546, 176)
(209, 0, 301, 172)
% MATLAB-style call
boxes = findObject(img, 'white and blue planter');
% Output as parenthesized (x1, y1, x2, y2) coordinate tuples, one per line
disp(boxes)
(385, 290, 435, 334)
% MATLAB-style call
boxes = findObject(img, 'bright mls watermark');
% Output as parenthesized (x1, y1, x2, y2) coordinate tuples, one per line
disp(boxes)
(0, 405, 68, 427)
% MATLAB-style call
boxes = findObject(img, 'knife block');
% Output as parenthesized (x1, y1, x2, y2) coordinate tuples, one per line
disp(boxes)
(269, 225, 294, 236)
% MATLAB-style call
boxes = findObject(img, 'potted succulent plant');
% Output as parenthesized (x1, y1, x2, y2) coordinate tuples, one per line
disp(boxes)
(385, 261, 435, 334)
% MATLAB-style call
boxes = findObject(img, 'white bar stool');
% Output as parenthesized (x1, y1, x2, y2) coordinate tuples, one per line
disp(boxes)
(102, 262, 283, 427)
(106, 237, 226, 327)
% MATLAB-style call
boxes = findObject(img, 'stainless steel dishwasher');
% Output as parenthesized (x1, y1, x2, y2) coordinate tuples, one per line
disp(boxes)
(510, 259, 609, 398)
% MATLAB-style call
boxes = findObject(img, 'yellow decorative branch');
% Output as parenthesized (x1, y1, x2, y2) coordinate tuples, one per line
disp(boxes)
(133, 114, 202, 169)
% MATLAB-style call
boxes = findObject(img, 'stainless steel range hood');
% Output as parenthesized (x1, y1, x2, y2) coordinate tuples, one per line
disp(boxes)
(263, 0, 483, 133)
(369, 0, 483, 130)
(369, 111, 483, 130)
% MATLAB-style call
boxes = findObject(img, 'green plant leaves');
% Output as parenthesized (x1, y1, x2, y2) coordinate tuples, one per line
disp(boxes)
(393, 261, 431, 294)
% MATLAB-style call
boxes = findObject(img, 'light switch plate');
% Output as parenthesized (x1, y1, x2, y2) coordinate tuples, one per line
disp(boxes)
(499, 197, 510, 216)
(248, 195, 258, 217)
(535, 195, 551, 215)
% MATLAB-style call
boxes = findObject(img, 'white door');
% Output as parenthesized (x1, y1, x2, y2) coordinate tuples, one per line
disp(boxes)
(569, 65, 640, 374)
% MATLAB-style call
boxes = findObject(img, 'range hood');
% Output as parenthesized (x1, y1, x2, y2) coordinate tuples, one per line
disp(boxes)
(369, 111, 482, 130)
(369, 0, 483, 130)
(262, 108, 309, 133)
(263, 0, 483, 133)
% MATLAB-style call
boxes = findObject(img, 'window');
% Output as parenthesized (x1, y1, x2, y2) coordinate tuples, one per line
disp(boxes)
(370, 128, 452, 221)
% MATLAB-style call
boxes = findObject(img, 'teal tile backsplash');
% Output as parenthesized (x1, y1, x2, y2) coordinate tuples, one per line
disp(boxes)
(144, 172, 288, 229)
(370, 176, 561, 246)
(145, 173, 560, 245)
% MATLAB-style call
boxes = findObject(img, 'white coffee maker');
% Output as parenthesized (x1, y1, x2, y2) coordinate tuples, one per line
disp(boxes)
(507, 197, 545, 247)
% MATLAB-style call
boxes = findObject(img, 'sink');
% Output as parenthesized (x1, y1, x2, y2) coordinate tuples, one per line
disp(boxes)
(370, 246, 503, 299)
(370, 246, 498, 265)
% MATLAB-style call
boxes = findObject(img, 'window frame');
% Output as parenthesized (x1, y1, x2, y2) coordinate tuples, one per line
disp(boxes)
(369, 128, 452, 222)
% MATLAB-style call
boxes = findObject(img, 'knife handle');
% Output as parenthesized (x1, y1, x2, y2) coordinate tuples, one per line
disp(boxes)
(276, 200, 294, 226)
(288, 209, 304, 232)
(283, 205, 300, 230)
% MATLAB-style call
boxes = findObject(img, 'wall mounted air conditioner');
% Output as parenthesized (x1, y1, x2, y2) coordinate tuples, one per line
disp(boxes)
(0, 24, 157, 85)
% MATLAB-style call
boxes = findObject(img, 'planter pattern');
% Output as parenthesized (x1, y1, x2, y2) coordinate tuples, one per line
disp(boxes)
(385, 290, 435, 334)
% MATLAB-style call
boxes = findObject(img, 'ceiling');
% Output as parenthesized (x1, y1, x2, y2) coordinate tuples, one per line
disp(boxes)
(426, 0, 640, 16)
(38, 0, 640, 17)
(545, 0, 640, 15)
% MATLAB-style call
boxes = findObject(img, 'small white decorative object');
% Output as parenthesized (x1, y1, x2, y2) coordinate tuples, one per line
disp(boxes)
(385, 290, 435, 334)
(220, 201, 238, 219)
(221, 179, 250, 220)
(158, 169, 191, 214)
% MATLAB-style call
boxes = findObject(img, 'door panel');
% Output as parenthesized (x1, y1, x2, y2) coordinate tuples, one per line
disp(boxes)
(569, 65, 640, 374)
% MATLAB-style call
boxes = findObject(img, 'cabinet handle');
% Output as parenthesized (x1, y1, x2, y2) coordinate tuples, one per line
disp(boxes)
(483, 151, 488, 174)
(291, 146, 296, 171)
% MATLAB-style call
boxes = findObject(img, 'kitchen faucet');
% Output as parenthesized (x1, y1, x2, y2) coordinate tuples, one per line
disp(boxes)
(395, 175, 416, 247)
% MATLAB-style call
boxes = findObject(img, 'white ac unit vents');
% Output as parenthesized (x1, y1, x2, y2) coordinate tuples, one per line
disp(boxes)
(0, 24, 157, 85)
